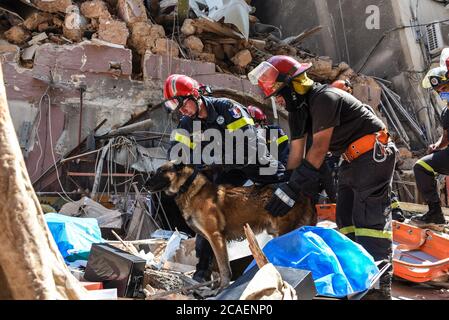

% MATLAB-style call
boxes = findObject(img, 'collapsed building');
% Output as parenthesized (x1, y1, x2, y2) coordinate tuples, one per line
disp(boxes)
(1, 0, 449, 300)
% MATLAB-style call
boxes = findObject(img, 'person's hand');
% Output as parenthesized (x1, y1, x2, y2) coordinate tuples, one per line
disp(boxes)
(265, 182, 300, 217)
(427, 144, 439, 154)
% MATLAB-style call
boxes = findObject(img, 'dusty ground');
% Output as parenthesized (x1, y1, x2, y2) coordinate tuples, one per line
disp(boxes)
(393, 280, 449, 300)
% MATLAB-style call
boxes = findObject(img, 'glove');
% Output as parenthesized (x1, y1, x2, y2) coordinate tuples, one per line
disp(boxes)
(265, 160, 322, 217)
(265, 181, 301, 217)
(290, 159, 322, 198)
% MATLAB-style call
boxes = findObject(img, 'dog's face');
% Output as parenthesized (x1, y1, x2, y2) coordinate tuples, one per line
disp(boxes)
(147, 162, 193, 196)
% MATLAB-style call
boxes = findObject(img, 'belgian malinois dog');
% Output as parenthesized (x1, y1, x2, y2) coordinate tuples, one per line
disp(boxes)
(147, 162, 317, 290)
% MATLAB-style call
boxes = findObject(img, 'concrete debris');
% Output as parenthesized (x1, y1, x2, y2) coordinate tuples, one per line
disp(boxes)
(23, 12, 54, 31)
(80, 0, 112, 19)
(183, 35, 204, 53)
(32, 0, 73, 13)
(22, 44, 40, 61)
(129, 22, 165, 55)
(98, 19, 129, 46)
(4, 26, 31, 45)
(152, 38, 179, 57)
(181, 18, 196, 36)
(63, 5, 87, 42)
(231, 49, 252, 67)
(116, 0, 148, 25)
(27, 32, 48, 46)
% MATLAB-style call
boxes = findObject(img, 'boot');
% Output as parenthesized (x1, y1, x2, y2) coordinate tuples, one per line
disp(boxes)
(412, 202, 446, 224)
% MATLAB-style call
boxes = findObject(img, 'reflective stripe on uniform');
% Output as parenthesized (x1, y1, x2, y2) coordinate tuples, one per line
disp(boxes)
(391, 201, 400, 209)
(355, 228, 392, 239)
(227, 117, 255, 132)
(339, 226, 355, 235)
(276, 135, 289, 145)
(416, 160, 437, 175)
(339, 226, 392, 239)
(174, 133, 196, 149)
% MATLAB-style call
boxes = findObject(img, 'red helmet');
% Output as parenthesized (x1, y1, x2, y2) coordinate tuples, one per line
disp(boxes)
(163, 74, 201, 112)
(331, 79, 353, 93)
(247, 105, 267, 124)
(249, 55, 312, 98)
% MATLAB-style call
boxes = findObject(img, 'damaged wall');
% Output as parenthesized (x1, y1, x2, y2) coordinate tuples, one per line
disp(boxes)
(1, 38, 266, 186)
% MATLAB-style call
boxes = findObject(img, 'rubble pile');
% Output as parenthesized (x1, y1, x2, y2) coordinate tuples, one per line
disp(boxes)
(0, 0, 382, 89)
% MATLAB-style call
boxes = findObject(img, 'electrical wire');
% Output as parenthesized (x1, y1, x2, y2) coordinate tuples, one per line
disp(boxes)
(358, 18, 449, 73)
(47, 89, 75, 202)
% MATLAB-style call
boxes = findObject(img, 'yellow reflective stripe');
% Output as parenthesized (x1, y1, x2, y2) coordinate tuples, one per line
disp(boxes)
(416, 160, 436, 175)
(174, 133, 196, 149)
(227, 117, 255, 132)
(276, 135, 289, 145)
(391, 201, 400, 209)
(355, 228, 392, 239)
(340, 226, 355, 235)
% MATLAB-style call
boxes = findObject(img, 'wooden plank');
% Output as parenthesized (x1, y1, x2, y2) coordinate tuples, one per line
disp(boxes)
(399, 202, 449, 216)
(192, 18, 243, 39)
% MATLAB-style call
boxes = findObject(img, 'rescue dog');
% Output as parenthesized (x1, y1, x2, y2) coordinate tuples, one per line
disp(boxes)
(146, 162, 317, 290)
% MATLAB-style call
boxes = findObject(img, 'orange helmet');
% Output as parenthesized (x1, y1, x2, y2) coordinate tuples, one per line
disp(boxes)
(249, 55, 312, 98)
(247, 105, 267, 124)
(163, 74, 201, 112)
(331, 79, 353, 93)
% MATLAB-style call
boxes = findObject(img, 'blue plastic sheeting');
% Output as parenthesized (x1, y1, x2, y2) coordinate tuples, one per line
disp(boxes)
(245, 227, 379, 298)
(45, 213, 103, 262)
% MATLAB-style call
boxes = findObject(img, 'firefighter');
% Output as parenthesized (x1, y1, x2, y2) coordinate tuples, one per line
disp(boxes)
(247, 105, 290, 166)
(411, 52, 449, 225)
(331, 80, 406, 222)
(163, 74, 286, 283)
(249, 55, 397, 299)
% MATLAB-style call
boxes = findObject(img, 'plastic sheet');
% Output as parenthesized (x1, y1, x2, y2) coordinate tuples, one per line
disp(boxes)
(45, 213, 103, 262)
(245, 226, 379, 298)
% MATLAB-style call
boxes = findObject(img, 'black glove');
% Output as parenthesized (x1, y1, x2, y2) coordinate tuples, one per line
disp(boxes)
(265, 160, 322, 217)
(290, 159, 322, 198)
(265, 181, 301, 217)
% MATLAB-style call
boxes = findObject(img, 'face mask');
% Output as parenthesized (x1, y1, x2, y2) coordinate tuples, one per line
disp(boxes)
(291, 73, 314, 95)
(440, 92, 449, 101)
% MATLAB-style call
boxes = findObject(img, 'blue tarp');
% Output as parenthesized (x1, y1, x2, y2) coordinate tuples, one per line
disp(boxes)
(245, 227, 379, 298)
(45, 213, 103, 262)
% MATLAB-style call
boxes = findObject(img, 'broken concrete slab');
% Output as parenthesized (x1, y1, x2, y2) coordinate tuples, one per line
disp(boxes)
(152, 38, 179, 57)
(4, 26, 31, 45)
(27, 33, 48, 46)
(80, 0, 112, 19)
(116, 0, 148, 25)
(32, 0, 73, 13)
(183, 35, 204, 53)
(98, 19, 129, 46)
(143, 52, 215, 81)
(32, 42, 133, 85)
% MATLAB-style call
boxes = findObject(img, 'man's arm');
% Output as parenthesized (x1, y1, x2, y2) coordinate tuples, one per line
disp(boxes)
(428, 129, 449, 153)
(305, 127, 334, 169)
(287, 137, 306, 170)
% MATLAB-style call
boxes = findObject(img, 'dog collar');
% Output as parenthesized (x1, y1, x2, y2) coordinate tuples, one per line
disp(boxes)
(177, 167, 199, 195)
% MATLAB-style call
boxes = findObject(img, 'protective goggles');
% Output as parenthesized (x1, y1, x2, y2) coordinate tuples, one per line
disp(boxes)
(163, 96, 191, 113)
